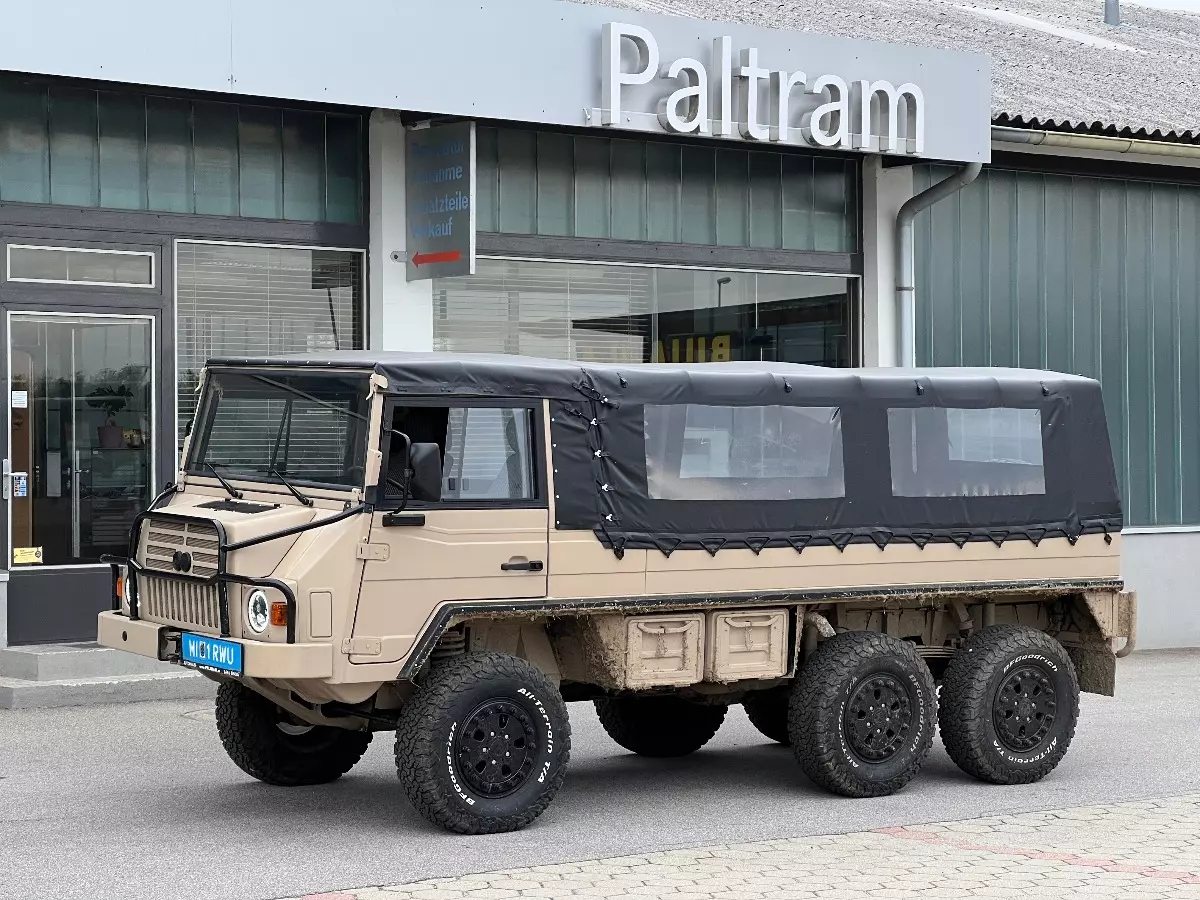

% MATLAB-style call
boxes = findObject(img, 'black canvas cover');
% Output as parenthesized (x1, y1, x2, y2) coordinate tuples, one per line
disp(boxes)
(206, 352, 1123, 556)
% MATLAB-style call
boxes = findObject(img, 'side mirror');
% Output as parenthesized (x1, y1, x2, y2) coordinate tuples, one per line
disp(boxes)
(408, 442, 443, 503)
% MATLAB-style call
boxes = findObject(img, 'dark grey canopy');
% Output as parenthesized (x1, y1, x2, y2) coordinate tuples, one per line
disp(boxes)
(206, 352, 1123, 556)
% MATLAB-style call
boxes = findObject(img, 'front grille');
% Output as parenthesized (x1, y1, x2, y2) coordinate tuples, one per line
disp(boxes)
(139, 576, 222, 632)
(141, 516, 220, 577)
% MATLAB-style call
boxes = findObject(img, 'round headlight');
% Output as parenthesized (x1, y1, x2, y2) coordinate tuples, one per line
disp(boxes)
(246, 589, 270, 634)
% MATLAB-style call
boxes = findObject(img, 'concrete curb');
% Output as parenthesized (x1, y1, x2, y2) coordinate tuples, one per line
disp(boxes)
(0, 670, 216, 709)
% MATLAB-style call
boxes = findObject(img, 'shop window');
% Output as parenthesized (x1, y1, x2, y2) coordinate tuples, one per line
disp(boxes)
(643, 404, 845, 501)
(8, 245, 155, 287)
(176, 242, 364, 451)
(0, 77, 363, 223)
(888, 407, 1046, 497)
(384, 405, 536, 503)
(433, 259, 853, 367)
(475, 126, 858, 253)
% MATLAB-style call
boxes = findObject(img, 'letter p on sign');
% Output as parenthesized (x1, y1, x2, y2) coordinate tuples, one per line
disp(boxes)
(602, 22, 659, 126)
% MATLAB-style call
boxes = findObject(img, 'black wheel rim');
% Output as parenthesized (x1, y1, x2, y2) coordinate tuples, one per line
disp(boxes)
(993, 664, 1057, 752)
(455, 699, 538, 798)
(843, 674, 913, 763)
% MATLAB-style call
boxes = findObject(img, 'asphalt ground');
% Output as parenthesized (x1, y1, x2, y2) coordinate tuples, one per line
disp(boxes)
(1, 649, 1197, 900)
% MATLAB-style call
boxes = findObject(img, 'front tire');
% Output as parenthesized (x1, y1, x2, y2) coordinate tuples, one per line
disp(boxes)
(595, 696, 727, 757)
(939, 625, 1079, 785)
(215, 681, 372, 787)
(395, 652, 571, 834)
(789, 631, 936, 798)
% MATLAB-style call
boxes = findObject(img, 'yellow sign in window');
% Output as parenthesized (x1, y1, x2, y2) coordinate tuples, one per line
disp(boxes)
(12, 547, 43, 565)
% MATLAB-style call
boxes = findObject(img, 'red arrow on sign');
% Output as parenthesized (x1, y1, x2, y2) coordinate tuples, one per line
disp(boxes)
(412, 250, 462, 267)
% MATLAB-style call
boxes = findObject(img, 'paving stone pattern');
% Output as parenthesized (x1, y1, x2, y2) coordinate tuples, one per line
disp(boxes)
(286, 794, 1200, 900)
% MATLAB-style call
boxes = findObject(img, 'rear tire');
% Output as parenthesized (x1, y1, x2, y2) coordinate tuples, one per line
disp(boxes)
(789, 631, 936, 798)
(939, 625, 1079, 785)
(595, 695, 727, 757)
(215, 681, 372, 787)
(395, 652, 571, 834)
(743, 688, 791, 745)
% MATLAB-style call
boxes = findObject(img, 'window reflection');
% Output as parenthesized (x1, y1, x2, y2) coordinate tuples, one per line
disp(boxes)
(433, 259, 853, 368)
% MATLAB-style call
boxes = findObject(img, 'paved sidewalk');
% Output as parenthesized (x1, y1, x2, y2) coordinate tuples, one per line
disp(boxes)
(289, 794, 1200, 900)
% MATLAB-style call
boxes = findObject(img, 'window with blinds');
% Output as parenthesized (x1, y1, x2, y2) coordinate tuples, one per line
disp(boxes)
(433, 258, 855, 367)
(175, 242, 364, 449)
(433, 258, 653, 363)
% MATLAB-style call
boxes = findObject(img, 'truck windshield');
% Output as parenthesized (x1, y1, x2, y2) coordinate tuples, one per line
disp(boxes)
(186, 369, 371, 490)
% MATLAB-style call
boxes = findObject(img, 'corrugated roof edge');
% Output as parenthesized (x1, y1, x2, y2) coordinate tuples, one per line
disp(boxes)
(994, 112, 1200, 146)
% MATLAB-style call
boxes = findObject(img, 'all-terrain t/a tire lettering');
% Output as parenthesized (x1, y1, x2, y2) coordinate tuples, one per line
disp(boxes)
(789, 631, 936, 798)
(594, 695, 728, 757)
(939, 624, 1079, 785)
(215, 681, 372, 786)
(395, 651, 571, 834)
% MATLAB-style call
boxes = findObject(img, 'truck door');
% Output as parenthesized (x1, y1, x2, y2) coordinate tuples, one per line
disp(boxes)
(351, 400, 548, 665)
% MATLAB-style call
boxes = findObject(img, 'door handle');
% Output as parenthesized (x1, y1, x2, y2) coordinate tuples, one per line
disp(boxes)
(501, 558, 544, 572)
(382, 512, 426, 527)
(2, 458, 10, 501)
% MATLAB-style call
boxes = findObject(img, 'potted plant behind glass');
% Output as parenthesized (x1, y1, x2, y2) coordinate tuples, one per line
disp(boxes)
(87, 385, 134, 450)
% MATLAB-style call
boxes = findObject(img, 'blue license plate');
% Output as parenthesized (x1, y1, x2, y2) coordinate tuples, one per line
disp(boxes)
(180, 633, 243, 676)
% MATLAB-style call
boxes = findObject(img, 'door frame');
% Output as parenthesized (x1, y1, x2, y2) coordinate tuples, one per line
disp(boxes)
(4, 308, 159, 570)
(2, 305, 163, 644)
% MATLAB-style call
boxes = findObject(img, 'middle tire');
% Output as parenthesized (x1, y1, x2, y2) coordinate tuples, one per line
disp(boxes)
(594, 695, 727, 757)
(789, 631, 937, 798)
(743, 687, 791, 745)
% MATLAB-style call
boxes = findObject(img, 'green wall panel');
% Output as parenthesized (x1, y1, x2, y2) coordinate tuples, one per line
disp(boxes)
(915, 165, 1200, 527)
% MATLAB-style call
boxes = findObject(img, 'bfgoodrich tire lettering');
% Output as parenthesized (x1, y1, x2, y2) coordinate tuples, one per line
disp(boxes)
(215, 681, 371, 786)
(789, 631, 936, 798)
(939, 625, 1079, 785)
(395, 651, 571, 834)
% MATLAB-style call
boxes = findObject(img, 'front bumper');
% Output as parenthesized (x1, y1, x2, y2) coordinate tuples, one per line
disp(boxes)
(97, 611, 334, 679)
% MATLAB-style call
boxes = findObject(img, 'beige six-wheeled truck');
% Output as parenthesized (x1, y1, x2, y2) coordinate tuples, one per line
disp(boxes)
(98, 352, 1134, 833)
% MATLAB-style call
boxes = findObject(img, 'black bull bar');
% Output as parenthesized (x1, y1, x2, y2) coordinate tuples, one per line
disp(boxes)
(101, 502, 370, 645)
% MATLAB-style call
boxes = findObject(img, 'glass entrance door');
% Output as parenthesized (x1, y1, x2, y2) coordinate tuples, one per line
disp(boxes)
(5, 313, 154, 569)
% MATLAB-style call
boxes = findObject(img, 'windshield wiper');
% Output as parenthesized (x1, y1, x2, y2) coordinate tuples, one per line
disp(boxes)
(270, 468, 314, 507)
(204, 462, 244, 500)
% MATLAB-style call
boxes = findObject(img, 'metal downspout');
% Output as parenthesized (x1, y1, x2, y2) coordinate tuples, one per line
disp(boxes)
(895, 161, 984, 367)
